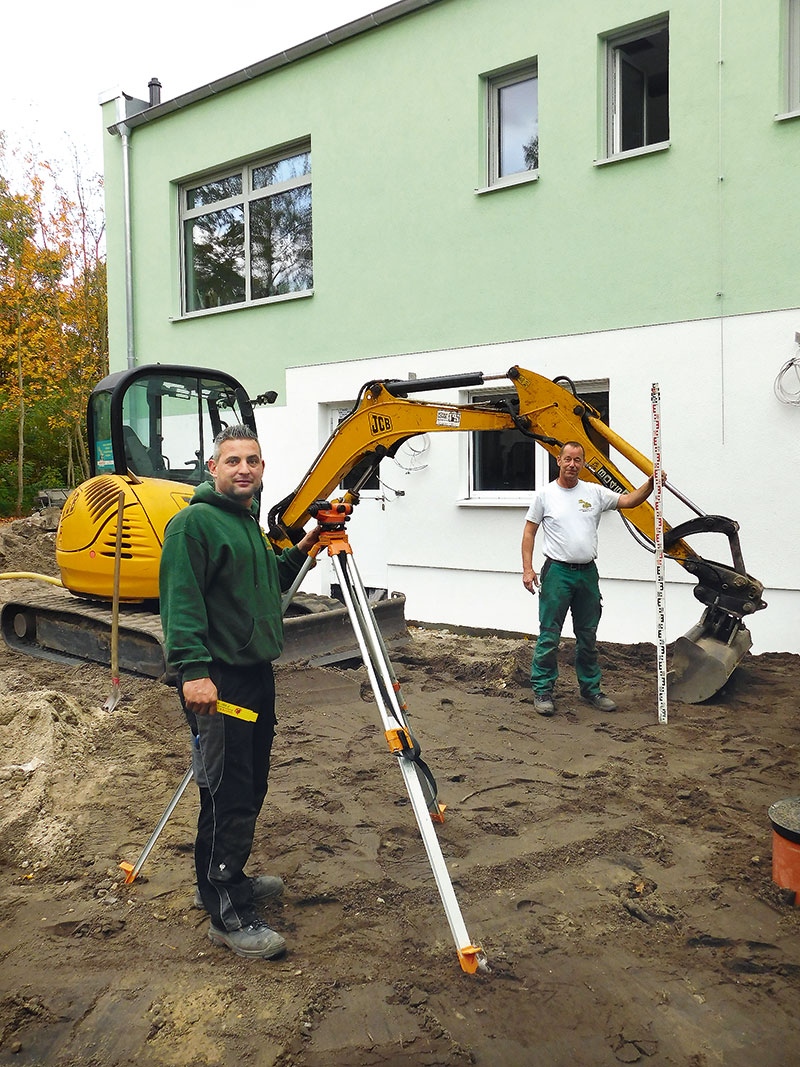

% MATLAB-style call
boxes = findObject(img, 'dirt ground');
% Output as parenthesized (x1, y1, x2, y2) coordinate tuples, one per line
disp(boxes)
(1, 513, 800, 1066)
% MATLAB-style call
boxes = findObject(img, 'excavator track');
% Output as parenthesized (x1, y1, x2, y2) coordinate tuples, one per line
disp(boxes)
(0, 587, 408, 679)
(1, 589, 167, 677)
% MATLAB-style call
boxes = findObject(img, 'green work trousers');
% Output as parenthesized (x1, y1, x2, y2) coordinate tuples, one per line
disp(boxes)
(531, 559, 603, 696)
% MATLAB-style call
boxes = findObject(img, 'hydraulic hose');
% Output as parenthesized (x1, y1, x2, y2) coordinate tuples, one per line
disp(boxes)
(0, 572, 64, 587)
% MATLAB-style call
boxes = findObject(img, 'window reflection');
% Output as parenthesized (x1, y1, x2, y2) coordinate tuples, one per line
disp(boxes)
(250, 187, 313, 299)
(499, 76, 539, 176)
(184, 206, 245, 311)
(186, 175, 243, 209)
(252, 152, 311, 190)
(180, 145, 313, 313)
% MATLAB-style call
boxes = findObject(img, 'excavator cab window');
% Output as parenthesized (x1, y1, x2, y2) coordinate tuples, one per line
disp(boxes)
(119, 373, 251, 485)
(92, 391, 114, 473)
(87, 365, 257, 483)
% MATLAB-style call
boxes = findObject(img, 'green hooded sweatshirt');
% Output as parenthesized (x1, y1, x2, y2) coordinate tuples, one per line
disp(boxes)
(159, 480, 307, 681)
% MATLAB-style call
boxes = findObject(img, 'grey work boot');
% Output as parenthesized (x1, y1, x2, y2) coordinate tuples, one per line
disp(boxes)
(208, 918, 286, 959)
(581, 691, 617, 712)
(193, 873, 285, 910)
(532, 691, 555, 716)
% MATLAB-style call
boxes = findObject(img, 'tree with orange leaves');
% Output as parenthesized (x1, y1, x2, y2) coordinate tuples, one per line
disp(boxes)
(0, 135, 107, 514)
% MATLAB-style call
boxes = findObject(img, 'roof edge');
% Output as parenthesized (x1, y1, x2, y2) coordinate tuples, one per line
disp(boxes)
(106, 0, 443, 135)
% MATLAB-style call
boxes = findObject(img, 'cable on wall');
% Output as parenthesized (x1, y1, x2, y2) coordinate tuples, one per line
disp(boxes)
(774, 354, 800, 405)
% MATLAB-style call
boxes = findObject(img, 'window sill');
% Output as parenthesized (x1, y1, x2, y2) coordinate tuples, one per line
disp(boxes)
(171, 288, 313, 321)
(474, 170, 539, 195)
(775, 108, 800, 122)
(456, 496, 533, 508)
(593, 141, 670, 167)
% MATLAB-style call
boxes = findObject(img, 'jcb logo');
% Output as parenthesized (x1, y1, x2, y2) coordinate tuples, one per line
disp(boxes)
(370, 413, 393, 435)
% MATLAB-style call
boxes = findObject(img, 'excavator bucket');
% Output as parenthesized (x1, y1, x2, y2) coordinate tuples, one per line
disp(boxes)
(667, 619, 753, 704)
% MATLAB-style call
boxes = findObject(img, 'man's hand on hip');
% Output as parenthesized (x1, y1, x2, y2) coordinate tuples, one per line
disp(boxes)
(182, 677, 218, 715)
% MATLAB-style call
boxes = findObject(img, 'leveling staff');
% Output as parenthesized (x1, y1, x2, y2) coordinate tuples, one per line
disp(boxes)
(160, 425, 320, 960)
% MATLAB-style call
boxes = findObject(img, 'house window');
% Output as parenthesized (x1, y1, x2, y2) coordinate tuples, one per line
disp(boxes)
(786, 0, 800, 113)
(605, 20, 669, 156)
(545, 382, 610, 482)
(180, 144, 312, 314)
(329, 406, 380, 492)
(468, 382, 610, 500)
(487, 62, 539, 185)
(468, 391, 540, 500)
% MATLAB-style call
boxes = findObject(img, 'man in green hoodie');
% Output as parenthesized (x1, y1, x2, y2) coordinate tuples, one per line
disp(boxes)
(160, 424, 320, 960)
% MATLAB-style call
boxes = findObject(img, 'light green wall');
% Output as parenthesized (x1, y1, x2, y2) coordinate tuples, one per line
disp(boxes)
(102, 0, 799, 397)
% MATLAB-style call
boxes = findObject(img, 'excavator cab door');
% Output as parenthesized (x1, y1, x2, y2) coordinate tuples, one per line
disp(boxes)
(88, 365, 257, 485)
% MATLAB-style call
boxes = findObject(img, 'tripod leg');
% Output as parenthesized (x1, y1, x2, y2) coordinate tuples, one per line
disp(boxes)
(121, 558, 318, 885)
(119, 767, 194, 883)
(330, 549, 487, 974)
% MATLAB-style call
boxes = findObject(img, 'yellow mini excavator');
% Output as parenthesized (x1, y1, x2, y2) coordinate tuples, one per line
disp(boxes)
(0, 363, 765, 701)
(0, 364, 406, 676)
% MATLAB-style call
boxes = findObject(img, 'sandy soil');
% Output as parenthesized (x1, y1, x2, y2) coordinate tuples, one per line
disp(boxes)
(1, 513, 800, 1066)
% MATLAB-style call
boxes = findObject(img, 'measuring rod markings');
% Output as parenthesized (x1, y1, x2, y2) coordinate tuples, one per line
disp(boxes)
(651, 383, 668, 725)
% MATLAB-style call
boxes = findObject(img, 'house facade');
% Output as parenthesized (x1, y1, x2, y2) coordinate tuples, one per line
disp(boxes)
(101, 0, 800, 654)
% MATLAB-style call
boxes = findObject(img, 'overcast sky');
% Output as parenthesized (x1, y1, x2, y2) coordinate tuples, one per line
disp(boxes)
(1, 0, 385, 179)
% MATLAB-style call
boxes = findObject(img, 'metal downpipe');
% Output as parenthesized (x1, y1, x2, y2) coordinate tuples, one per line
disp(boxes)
(115, 95, 135, 369)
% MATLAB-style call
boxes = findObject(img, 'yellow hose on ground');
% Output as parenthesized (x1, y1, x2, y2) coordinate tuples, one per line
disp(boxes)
(0, 572, 64, 587)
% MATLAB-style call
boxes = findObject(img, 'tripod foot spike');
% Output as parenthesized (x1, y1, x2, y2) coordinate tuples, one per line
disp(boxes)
(119, 861, 137, 884)
(458, 945, 488, 974)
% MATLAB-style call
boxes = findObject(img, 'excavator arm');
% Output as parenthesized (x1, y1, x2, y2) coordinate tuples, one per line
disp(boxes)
(268, 365, 765, 702)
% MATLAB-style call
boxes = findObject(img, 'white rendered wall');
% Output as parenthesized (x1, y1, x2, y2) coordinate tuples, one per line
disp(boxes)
(258, 310, 800, 655)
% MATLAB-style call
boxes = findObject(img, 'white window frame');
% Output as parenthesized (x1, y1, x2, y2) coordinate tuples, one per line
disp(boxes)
(603, 17, 669, 160)
(485, 60, 539, 190)
(780, 0, 800, 118)
(461, 380, 611, 506)
(462, 386, 548, 506)
(178, 141, 312, 317)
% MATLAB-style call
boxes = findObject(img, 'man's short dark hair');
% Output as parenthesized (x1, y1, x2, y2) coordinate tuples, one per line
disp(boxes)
(559, 441, 585, 457)
(212, 424, 261, 462)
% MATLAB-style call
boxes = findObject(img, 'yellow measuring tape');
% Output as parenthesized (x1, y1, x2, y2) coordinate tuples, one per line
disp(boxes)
(216, 699, 258, 723)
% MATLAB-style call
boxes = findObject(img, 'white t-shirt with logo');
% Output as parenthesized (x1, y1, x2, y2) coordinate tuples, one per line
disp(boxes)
(525, 480, 620, 564)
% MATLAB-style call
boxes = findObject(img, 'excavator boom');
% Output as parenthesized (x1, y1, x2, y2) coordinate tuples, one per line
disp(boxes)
(270, 365, 765, 702)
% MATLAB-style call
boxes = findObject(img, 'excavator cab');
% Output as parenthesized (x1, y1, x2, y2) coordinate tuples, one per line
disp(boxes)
(56, 366, 258, 602)
(88, 365, 256, 484)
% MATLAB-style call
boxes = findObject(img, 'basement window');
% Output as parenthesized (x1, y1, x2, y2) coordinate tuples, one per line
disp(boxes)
(467, 382, 610, 502)
(603, 19, 669, 158)
(180, 143, 312, 315)
(329, 405, 380, 492)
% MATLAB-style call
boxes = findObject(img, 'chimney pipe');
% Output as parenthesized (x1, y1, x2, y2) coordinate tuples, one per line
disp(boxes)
(148, 77, 162, 107)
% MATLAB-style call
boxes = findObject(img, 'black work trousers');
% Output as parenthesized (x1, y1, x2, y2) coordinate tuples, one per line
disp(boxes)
(182, 661, 276, 931)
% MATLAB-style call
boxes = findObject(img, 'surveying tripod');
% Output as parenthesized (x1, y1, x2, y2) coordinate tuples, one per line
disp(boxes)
(286, 502, 487, 974)
(121, 501, 486, 974)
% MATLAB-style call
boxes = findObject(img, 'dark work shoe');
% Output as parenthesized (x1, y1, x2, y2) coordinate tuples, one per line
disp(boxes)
(582, 691, 617, 712)
(208, 919, 287, 959)
(532, 691, 555, 716)
(194, 873, 285, 910)
(250, 874, 285, 902)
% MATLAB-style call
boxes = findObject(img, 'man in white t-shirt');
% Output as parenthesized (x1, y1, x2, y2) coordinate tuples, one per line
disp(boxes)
(521, 441, 661, 716)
